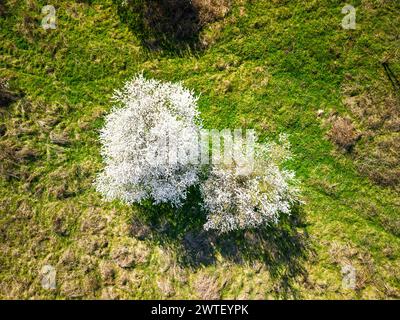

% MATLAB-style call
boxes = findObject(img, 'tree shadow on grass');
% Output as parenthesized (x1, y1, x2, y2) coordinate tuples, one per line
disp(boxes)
(113, 0, 201, 53)
(112, 0, 229, 54)
(131, 187, 314, 298)
(0, 80, 21, 108)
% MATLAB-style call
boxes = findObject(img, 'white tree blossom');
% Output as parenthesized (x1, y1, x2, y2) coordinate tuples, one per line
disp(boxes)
(96, 75, 301, 233)
(200, 134, 301, 233)
(95, 74, 202, 206)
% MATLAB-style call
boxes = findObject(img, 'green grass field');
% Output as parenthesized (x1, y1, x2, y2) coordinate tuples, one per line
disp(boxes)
(0, 0, 399, 299)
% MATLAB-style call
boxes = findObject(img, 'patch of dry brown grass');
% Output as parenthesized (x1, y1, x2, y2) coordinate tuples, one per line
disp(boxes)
(329, 241, 376, 292)
(157, 277, 175, 297)
(342, 77, 400, 188)
(192, 272, 222, 299)
(192, 0, 231, 25)
(327, 116, 360, 152)
(0, 140, 40, 181)
(356, 135, 400, 187)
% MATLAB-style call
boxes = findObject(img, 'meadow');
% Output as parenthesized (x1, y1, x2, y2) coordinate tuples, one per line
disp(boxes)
(0, 0, 399, 299)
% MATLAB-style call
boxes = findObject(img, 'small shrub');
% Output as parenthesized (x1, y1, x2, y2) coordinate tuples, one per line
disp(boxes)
(95, 74, 202, 207)
(328, 116, 359, 152)
(200, 134, 301, 233)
